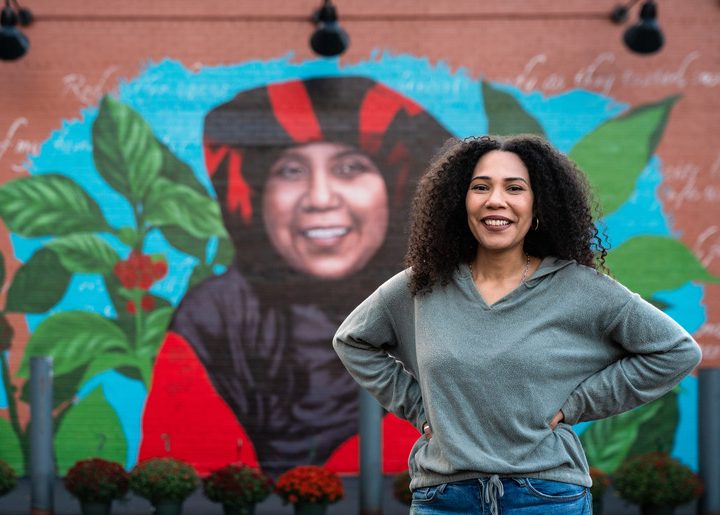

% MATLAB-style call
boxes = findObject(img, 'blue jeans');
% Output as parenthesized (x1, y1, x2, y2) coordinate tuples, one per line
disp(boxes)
(410, 476, 591, 515)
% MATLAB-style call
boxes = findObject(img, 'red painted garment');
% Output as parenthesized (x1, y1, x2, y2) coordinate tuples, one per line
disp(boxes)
(138, 332, 419, 475)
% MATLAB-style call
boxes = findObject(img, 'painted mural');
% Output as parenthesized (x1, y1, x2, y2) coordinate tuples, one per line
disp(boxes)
(0, 55, 716, 477)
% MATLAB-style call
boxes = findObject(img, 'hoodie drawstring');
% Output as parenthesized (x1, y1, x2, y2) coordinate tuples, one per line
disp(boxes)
(478, 474, 504, 515)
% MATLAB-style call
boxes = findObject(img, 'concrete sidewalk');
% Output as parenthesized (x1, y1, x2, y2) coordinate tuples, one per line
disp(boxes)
(0, 476, 699, 514)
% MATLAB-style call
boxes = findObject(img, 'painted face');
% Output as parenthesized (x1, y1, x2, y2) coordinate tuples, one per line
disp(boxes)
(262, 142, 390, 279)
(465, 150, 534, 253)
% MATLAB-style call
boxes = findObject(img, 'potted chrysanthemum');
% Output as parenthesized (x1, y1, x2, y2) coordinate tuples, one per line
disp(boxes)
(129, 457, 199, 515)
(64, 458, 129, 515)
(392, 469, 412, 506)
(613, 451, 703, 515)
(275, 465, 344, 515)
(0, 459, 17, 498)
(202, 463, 273, 515)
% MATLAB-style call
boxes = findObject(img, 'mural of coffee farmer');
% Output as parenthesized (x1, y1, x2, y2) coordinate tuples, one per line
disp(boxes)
(139, 76, 452, 474)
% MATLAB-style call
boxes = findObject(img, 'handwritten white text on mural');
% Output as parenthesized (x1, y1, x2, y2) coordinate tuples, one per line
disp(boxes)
(509, 51, 718, 95)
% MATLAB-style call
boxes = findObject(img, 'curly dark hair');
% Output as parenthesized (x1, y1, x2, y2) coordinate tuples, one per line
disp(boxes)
(405, 134, 608, 295)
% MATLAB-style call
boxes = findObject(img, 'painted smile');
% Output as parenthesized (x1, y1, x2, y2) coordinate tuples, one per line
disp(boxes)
(302, 226, 351, 239)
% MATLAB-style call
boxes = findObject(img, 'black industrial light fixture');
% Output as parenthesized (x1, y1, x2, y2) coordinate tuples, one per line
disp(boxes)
(610, 0, 663, 55)
(310, 0, 349, 57)
(0, 0, 32, 61)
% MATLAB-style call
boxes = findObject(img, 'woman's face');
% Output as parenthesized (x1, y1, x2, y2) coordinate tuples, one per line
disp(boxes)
(262, 142, 389, 279)
(465, 150, 534, 254)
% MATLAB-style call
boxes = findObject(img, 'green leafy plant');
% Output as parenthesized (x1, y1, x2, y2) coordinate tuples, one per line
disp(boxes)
(202, 463, 273, 510)
(0, 459, 17, 497)
(392, 469, 412, 506)
(275, 465, 344, 506)
(64, 458, 129, 503)
(129, 457, 199, 504)
(613, 452, 703, 507)
(0, 95, 233, 473)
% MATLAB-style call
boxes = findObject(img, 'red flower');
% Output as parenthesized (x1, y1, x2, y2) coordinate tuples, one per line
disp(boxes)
(113, 251, 167, 290)
(153, 261, 168, 280)
(64, 458, 128, 503)
(126, 300, 136, 314)
(275, 466, 343, 506)
(140, 295, 155, 311)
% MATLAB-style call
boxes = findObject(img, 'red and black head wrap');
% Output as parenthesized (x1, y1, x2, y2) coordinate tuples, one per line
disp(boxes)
(203, 76, 451, 307)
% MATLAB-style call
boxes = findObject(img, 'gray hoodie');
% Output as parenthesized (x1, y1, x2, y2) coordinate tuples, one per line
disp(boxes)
(332, 257, 702, 489)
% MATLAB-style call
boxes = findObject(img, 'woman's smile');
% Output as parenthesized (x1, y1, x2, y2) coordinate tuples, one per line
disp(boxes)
(481, 216, 514, 230)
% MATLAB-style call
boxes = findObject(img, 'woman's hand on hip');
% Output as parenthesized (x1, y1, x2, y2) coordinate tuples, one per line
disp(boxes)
(549, 410, 565, 430)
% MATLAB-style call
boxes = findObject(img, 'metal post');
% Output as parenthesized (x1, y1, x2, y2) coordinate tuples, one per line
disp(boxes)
(30, 356, 54, 515)
(359, 388, 383, 515)
(698, 368, 720, 515)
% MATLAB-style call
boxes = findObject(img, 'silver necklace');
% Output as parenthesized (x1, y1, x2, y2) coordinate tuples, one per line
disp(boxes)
(470, 253, 531, 285)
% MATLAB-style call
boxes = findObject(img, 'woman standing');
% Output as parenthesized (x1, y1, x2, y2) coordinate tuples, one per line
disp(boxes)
(333, 135, 701, 514)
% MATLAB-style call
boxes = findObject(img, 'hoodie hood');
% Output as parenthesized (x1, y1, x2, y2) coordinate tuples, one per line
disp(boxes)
(523, 256, 576, 288)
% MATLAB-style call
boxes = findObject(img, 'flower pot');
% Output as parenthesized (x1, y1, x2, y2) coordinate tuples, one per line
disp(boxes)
(223, 504, 256, 515)
(80, 501, 112, 515)
(294, 503, 327, 515)
(640, 504, 675, 515)
(153, 499, 184, 515)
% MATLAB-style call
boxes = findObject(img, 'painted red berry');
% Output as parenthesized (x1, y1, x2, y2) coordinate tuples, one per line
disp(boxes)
(140, 295, 155, 311)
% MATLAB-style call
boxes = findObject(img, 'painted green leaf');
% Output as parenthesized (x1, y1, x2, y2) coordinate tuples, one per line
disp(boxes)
(569, 95, 680, 215)
(19, 366, 87, 410)
(606, 235, 720, 298)
(214, 236, 235, 267)
(482, 81, 545, 137)
(138, 307, 174, 361)
(0, 174, 110, 237)
(144, 177, 225, 239)
(103, 273, 133, 327)
(160, 225, 207, 260)
(158, 140, 208, 194)
(78, 352, 148, 388)
(626, 389, 678, 457)
(92, 95, 163, 203)
(4, 248, 72, 314)
(580, 399, 663, 474)
(54, 387, 127, 474)
(18, 311, 130, 378)
(117, 226, 140, 248)
(46, 233, 120, 274)
(0, 416, 24, 475)
(188, 263, 214, 290)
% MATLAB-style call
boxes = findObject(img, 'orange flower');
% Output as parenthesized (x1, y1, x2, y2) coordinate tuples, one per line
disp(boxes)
(275, 466, 344, 505)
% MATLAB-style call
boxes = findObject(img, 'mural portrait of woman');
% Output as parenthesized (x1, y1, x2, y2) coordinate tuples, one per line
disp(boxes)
(138, 76, 452, 475)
